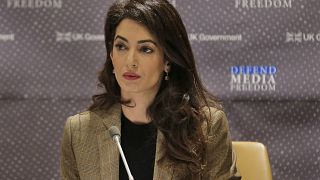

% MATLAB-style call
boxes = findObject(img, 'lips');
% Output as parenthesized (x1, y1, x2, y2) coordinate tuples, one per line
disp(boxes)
(123, 72, 141, 80)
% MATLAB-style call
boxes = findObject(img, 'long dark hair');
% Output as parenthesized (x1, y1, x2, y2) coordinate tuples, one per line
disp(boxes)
(89, 0, 221, 178)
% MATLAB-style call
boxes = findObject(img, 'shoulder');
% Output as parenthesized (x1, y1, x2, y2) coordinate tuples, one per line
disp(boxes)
(201, 106, 226, 120)
(67, 111, 91, 123)
(64, 111, 91, 132)
(201, 107, 235, 179)
(64, 103, 121, 132)
(200, 106, 229, 136)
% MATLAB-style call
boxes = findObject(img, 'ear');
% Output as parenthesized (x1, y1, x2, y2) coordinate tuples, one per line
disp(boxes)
(110, 52, 113, 61)
(164, 61, 171, 73)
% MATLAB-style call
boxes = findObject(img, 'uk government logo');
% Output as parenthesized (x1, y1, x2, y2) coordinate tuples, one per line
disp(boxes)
(188, 33, 242, 42)
(286, 32, 320, 43)
(235, 0, 293, 8)
(56, 32, 104, 42)
(230, 66, 277, 91)
(7, 0, 62, 8)
(0, 34, 15, 42)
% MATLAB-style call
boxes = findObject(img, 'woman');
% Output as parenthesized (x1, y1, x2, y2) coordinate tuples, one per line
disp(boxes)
(60, 0, 240, 179)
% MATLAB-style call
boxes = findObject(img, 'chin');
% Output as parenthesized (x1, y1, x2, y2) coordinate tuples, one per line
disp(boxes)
(120, 86, 140, 93)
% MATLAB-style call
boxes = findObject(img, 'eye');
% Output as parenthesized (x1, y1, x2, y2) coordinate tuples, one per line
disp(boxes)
(140, 46, 154, 54)
(114, 43, 127, 51)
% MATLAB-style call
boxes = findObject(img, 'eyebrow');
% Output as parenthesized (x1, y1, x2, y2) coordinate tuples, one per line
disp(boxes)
(114, 35, 158, 46)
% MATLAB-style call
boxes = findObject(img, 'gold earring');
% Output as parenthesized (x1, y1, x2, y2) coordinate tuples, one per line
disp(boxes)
(165, 71, 169, 81)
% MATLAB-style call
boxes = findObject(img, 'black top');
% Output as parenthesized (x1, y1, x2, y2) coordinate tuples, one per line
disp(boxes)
(119, 113, 157, 180)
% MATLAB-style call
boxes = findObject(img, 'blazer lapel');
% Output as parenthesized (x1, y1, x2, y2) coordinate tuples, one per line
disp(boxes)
(94, 103, 175, 180)
(153, 130, 175, 180)
(95, 104, 121, 180)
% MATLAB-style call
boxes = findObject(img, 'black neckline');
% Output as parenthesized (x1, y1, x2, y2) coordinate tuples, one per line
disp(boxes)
(121, 112, 153, 127)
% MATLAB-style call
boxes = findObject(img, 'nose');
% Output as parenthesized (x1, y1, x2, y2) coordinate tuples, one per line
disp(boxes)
(126, 49, 138, 68)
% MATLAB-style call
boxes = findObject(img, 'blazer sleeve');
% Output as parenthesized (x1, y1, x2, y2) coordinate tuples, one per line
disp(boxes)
(204, 109, 238, 180)
(60, 116, 80, 180)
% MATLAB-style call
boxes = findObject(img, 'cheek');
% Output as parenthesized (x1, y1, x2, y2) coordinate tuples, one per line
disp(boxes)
(143, 60, 165, 79)
(112, 60, 121, 70)
(111, 55, 125, 70)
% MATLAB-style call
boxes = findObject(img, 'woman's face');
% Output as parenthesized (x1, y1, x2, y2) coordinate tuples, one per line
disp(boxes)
(111, 18, 168, 98)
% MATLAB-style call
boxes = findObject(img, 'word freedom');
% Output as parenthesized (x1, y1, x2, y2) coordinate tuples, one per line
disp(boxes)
(235, 0, 293, 8)
(7, 0, 62, 8)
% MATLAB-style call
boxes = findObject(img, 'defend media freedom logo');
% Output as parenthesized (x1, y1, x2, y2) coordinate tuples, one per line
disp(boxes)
(230, 66, 276, 91)
(235, 0, 293, 8)
(7, 0, 62, 8)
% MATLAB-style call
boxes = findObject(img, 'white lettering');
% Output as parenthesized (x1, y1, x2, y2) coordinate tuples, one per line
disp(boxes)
(243, 74, 250, 84)
(316, 33, 320, 41)
(72, 33, 84, 41)
(235, 0, 241, 8)
(168, 0, 176, 7)
(274, 0, 282, 8)
(28, 0, 34, 7)
(235, 0, 292, 8)
(252, 74, 261, 84)
(303, 33, 315, 42)
(257, 0, 263, 7)
(283, 0, 291, 7)
(231, 74, 241, 84)
(197, 34, 242, 42)
(230, 73, 276, 92)
(7, 0, 62, 8)
(188, 34, 198, 41)
(243, 0, 249, 8)
(52, 0, 62, 8)
(85, 33, 104, 41)
(0, 34, 15, 41)
(230, 83, 276, 91)
(250, 0, 256, 8)
(269, 84, 276, 91)
(20, 0, 27, 7)
(44, 0, 53, 7)
(261, 74, 266, 84)
(56, 32, 105, 42)
(267, 75, 276, 84)
(265, 0, 273, 7)
(230, 74, 276, 84)
(35, 0, 42, 7)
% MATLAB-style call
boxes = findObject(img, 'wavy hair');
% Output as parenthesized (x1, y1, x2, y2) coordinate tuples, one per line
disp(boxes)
(88, 0, 221, 178)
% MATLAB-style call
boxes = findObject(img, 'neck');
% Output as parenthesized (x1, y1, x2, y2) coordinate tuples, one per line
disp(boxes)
(121, 90, 157, 124)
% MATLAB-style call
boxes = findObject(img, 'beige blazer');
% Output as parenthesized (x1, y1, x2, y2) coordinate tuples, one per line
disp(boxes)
(60, 103, 240, 180)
